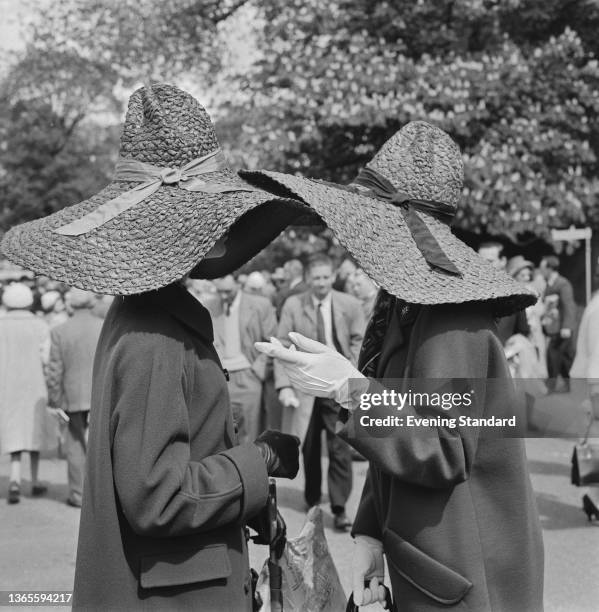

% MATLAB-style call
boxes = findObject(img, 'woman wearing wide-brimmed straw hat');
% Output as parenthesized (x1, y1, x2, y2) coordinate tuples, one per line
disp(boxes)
(1, 83, 306, 610)
(252, 122, 544, 612)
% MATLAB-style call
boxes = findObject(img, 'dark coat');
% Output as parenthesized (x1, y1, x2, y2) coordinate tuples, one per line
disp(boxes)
(73, 284, 269, 611)
(495, 309, 530, 345)
(340, 302, 544, 612)
(545, 274, 577, 332)
(46, 309, 103, 412)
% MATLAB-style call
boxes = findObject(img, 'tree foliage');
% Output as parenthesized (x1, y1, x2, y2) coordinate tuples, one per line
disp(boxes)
(2, 0, 599, 245)
(0, 0, 250, 232)
(227, 0, 599, 240)
(0, 100, 117, 231)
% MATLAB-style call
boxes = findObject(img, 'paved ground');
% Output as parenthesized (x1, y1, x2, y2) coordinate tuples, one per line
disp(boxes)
(1, 394, 598, 610)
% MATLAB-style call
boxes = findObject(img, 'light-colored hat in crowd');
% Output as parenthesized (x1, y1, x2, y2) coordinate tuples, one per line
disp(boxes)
(0, 84, 312, 295)
(241, 121, 536, 316)
(40, 290, 62, 312)
(245, 271, 266, 292)
(2, 282, 33, 310)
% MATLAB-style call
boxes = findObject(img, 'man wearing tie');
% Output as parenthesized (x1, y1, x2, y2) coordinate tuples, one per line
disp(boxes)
(276, 254, 364, 530)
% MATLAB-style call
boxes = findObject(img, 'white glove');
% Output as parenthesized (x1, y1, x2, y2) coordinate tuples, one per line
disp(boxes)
(352, 535, 387, 608)
(279, 387, 300, 408)
(255, 333, 368, 411)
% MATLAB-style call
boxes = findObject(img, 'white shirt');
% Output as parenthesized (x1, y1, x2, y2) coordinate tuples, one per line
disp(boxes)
(311, 292, 335, 349)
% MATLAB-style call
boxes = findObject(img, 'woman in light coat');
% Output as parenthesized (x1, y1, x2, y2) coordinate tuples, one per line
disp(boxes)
(0, 283, 50, 503)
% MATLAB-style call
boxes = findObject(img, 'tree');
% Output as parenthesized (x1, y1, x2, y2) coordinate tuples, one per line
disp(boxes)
(0, 0, 252, 232)
(225, 0, 599, 241)
(0, 99, 117, 231)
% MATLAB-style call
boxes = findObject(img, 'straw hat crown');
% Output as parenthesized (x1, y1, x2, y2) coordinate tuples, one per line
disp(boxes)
(368, 121, 464, 211)
(120, 84, 220, 167)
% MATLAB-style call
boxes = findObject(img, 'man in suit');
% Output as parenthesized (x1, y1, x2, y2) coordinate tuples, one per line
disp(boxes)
(540, 255, 578, 392)
(46, 288, 103, 507)
(212, 275, 277, 442)
(276, 253, 364, 530)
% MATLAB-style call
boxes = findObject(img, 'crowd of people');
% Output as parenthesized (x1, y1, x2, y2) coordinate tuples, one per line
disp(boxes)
(0, 245, 595, 518)
(476, 242, 577, 393)
(0, 275, 108, 505)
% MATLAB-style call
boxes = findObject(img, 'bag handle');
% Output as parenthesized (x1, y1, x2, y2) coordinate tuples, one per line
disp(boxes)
(346, 584, 396, 612)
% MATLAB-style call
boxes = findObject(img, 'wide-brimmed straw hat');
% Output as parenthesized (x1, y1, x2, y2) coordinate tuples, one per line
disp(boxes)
(1, 84, 309, 295)
(240, 121, 536, 316)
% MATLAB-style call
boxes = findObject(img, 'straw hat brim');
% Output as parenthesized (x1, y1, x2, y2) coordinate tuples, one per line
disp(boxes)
(1, 171, 310, 295)
(240, 170, 537, 316)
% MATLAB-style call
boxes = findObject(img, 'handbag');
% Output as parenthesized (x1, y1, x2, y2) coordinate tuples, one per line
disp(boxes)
(571, 416, 599, 486)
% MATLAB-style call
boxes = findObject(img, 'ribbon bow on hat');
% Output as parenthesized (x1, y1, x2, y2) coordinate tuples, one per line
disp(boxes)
(55, 149, 258, 236)
(351, 166, 462, 277)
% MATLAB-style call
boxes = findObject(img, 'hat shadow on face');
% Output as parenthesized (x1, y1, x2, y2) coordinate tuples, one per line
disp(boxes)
(190, 200, 318, 279)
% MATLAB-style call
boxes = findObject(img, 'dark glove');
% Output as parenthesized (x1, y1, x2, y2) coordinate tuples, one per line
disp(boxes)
(249, 507, 287, 559)
(254, 430, 300, 479)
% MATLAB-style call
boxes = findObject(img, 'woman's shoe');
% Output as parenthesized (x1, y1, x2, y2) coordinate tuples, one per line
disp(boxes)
(582, 495, 599, 521)
(31, 484, 48, 497)
(7, 481, 20, 504)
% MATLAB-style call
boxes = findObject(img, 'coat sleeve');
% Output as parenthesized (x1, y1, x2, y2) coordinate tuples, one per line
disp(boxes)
(351, 468, 383, 540)
(348, 298, 365, 366)
(110, 330, 269, 538)
(339, 306, 511, 489)
(559, 278, 577, 331)
(46, 328, 65, 409)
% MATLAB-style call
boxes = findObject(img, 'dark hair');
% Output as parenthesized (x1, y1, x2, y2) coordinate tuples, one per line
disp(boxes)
(541, 255, 560, 270)
(478, 241, 504, 256)
(306, 253, 334, 273)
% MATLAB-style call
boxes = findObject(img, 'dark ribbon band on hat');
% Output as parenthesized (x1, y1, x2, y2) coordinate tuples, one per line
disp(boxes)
(54, 149, 260, 236)
(351, 167, 462, 277)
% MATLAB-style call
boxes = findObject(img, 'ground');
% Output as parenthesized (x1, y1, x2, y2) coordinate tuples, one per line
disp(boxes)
(1, 393, 598, 611)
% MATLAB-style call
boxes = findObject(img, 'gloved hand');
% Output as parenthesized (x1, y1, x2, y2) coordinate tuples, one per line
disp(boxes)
(249, 507, 287, 559)
(256, 333, 369, 411)
(254, 430, 300, 479)
(352, 535, 387, 608)
(279, 387, 300, 409)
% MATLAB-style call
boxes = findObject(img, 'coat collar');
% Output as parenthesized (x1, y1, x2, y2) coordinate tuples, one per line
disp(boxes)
(144, 282, 214, 344)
